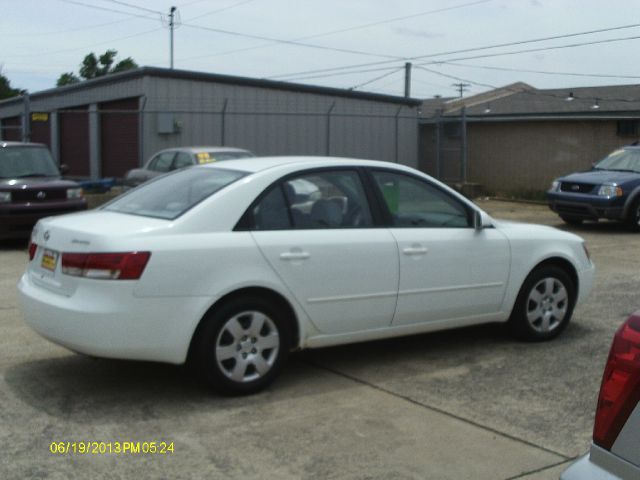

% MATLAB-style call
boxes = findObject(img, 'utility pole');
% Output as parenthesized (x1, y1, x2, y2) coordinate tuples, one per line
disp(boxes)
(452, 82, 470, 97)
(404, 62, 412, 98)
(169, 6, 177, 69)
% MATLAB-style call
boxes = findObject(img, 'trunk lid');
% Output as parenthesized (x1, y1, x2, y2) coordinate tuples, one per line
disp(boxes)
(28, 210, 169, 296)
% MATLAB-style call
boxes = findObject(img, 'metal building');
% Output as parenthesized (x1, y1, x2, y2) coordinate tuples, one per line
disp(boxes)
(0, 67, 420, 179)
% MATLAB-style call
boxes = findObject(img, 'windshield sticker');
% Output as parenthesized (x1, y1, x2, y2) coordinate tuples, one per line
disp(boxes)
(196, 152, 215, 164)
(610, 149, 625, 156)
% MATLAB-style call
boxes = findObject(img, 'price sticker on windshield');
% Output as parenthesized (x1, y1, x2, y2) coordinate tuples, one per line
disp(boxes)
(196, 152, 216, 164)
(41, 249, 59, 271)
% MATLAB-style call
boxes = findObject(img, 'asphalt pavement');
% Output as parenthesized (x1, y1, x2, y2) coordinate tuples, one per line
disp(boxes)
(1, 199, 638, 479)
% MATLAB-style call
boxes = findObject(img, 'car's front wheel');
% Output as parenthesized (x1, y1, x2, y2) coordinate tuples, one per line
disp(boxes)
(625, 198, 640, 232)
(508, 265, 575, 341)
(195, 296, 289, 395)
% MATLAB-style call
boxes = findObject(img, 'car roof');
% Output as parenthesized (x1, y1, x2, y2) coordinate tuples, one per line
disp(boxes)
(0, 141, 47, 148)
(201, 156, 406, 174)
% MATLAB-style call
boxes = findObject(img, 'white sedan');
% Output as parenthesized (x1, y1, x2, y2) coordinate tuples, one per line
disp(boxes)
(18, 157, 595, 394)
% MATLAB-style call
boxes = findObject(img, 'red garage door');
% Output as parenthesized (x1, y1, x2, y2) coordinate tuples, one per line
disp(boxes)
(1, 116, 22, 141)
(30, 113, 51, 148)
(100, 97, 139, 178)
(59, 106, 90, 177)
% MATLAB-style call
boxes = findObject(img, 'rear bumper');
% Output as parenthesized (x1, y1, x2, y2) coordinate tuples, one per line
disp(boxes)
(561, 454, 618, 480)
(547, 193, 624, 221)
(17, 271, 211, 364)
(0, 200, 87, 239)
(561, 445, 640, 480)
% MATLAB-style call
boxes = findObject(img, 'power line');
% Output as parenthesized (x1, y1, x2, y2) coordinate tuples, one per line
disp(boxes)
(280, 66, 402, 82)
(414, 65, 640, 105)
(3, 17, 144, 37)
(2, 27, 163, 59)
(180, 22, 405, 60)
(99, 0, 163, 15)
(437, 61, 640, 80)
(56, 0, 155, 20)
(178, 0, 491, 63)
(350, 68, 404, 91)
(417, 33, 640, 66)
(185, 0, 258, 22)
(269, 22, 640, 80)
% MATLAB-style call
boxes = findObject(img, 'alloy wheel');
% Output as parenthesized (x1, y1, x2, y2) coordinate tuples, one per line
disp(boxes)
(215, 311, 280, 383)
(526, 277, 568, 333)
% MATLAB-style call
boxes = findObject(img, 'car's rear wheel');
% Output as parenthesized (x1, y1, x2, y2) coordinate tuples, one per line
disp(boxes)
(560, 215, 583, 226)
(625, 198, 640, 232)
(508, 265, 575, 341)
(195, 296, 289, 395)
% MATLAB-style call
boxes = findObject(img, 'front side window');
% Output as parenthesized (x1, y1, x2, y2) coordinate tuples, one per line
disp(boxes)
(372, 171, 471, 228)
(104, 167, 246, 220)
(148, 152, 175, 172)
(251, 170, 373, 230)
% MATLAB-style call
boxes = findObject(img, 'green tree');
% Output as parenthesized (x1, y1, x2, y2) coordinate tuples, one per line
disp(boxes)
(0, 70, 23, 100)
(56, 72, 80, 87)
(56, 50, 138, 86)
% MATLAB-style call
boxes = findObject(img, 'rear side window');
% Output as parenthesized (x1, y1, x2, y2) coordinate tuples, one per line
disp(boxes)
(250, 170, 373, 230)
(173, 152, 194, 169)
(104, 167, 246, 219)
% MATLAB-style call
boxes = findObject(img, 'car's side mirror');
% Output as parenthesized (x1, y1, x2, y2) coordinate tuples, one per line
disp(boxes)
(59, 164, 69, 175)
(473, 210, 492, 230)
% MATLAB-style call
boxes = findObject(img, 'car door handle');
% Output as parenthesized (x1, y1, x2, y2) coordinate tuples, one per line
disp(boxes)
(402, 246, 428, 255)
(280, 251, 310, 261)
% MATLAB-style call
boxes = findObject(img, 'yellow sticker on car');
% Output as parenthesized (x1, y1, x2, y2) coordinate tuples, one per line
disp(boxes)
(41, 249, 58, 271)
(196, 152, 216, 164)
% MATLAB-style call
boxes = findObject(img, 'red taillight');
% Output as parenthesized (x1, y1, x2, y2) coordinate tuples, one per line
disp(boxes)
(593, 313, 640, 450)
(61, 252, 151, 280)
(28, 241, 37, 261)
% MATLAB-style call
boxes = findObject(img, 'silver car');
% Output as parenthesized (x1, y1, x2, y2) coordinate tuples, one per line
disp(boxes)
(124, 146, 254, 188)
(561, 312, 640, 480)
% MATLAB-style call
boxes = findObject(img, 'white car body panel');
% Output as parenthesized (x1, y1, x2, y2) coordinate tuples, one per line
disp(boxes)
(389, 227, 510, 326)
(252, 229, 399, 335)
(18, 156, 596, 365)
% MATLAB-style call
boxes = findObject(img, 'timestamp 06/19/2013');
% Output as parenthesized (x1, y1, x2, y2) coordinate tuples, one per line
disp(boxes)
(49, 441, 175, 455)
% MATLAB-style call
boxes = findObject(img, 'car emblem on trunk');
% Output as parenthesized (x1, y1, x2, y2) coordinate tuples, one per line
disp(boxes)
(43, 231, 50, 241)
(36, 191, 46, 200)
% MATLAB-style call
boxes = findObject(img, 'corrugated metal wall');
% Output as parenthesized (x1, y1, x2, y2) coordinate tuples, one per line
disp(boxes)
(141, 77, 418, 168)
(0, 73, 418, 177)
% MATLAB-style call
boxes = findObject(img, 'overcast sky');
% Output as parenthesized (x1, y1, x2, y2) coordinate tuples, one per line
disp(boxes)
(2, 0, 640, 99)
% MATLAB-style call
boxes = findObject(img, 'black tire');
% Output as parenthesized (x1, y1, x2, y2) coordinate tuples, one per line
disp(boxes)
(508, 265, 575, 341)
(625, 198, 640, 232)
(194, 295, 290, 395)
(560, 215, 583, 226)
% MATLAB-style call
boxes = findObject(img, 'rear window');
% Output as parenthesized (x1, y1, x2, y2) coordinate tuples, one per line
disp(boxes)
(104, 167, 246, 220)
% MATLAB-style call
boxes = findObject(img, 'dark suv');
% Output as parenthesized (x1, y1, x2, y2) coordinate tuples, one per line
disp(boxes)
(547, 146, 640, 230)
(0, 142, 87, 239)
